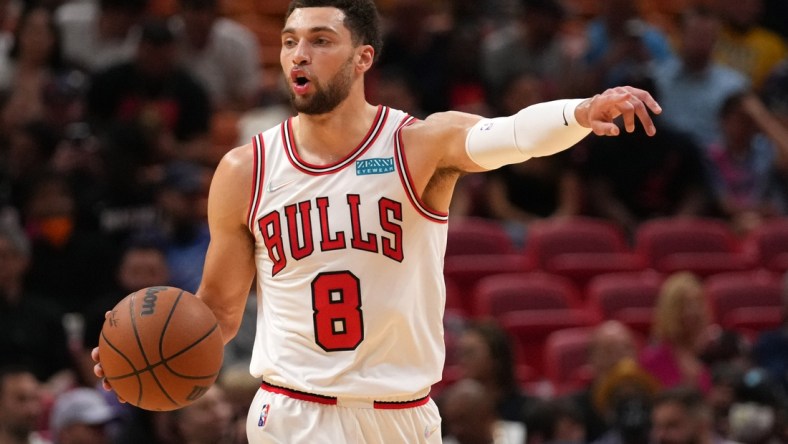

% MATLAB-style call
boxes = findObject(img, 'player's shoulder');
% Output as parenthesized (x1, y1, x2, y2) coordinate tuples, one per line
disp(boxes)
(401, 110, 483, 146)
(214, 143, 255, 190)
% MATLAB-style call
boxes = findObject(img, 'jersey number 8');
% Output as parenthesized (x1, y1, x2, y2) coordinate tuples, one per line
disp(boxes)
(311, 271, 364, 351)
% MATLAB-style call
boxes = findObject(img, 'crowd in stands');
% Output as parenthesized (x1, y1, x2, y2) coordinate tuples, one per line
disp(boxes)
(1, 0, 788, 442)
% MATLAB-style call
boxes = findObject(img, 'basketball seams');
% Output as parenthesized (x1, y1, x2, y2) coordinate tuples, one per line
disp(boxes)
(130, 291, 181, 409)
(160, 323, 222, 379)
(100, 331, 143, 401)
(159, 290, 222, 379)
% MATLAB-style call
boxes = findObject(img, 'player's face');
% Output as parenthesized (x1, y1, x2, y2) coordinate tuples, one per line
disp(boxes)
(281, 7, 363, 115)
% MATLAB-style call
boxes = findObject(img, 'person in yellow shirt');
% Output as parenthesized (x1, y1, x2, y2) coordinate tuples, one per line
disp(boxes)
(714, 0, 788, 89)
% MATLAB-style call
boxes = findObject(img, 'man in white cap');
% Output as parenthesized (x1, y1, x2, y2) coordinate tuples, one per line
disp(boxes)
(49, 388, 116, 444)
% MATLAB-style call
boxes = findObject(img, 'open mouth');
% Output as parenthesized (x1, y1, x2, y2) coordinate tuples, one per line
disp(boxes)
(291, 70, 311, 93)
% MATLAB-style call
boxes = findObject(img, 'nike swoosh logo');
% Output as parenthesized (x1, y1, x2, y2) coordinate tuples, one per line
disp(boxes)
(562, 101, 569, 126)
(424, 424, 440, 439)
(267, 179, 297, 193)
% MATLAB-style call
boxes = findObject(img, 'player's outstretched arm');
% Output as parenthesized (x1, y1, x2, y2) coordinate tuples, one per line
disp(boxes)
(196, 145, 258, 344)
(422, 85, 661, 174)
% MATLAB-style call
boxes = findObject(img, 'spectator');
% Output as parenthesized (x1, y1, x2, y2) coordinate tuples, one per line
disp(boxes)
(0, 120, 59, 211)
(590, 358, 661, 444)
(573, 0, 673, 95)
(728, 368, 788, 444)
(22, 174, 116, 314)
(651, 386, 739, 444)
(752, 272, 788, 394)
(523, 397, 586, 444)
(570, 320, 639, 441)
(714, 0, 788, 89)
(651, 7, 750, 150)
(170, 0, 262, 112)
(455, 319, 530, 423)
(439, 378, 526, 444)
(216, 366, 259, 444)
(55, 0, 148, 72)
(150, 161, 211, 294)
(0, 5, 71, 131)
(0, 219, 71, 383)
(640, 272, 714, 393)
(77, 239, 169, 385)
(481, 0, 571, 100)
(582, 74, 713, 235)
(761, 57, 788, 128)
(86, 19, 212, 165)
(49, 387, 117, 444)
(706, 92, 788, 234)
(376, 0, 453, 114)
(172, 385, 234, 444)
(0, 366, 48, 444)
(483, 71, 581, 245)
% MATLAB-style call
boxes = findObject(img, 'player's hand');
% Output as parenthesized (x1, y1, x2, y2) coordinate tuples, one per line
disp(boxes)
(92, 312, 126, 403)
(577, 86, 662, 137)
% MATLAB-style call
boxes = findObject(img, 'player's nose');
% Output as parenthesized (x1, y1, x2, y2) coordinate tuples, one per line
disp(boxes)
(292, 40, 311, 65)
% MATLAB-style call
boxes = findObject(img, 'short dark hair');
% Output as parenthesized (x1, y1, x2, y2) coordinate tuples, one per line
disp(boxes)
(653, 386, 709, 418)
(285, 0, 383, 61)
(0, 365, 36, 397)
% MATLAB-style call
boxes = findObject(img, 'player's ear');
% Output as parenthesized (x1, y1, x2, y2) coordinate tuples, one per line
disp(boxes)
(355, 44, 374, 73)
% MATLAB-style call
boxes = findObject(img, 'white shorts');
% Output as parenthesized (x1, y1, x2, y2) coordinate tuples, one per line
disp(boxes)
(245, 382, 443, 443)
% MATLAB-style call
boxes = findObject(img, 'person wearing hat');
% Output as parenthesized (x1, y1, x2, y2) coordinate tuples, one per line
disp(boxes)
(49, 388, 116, 444)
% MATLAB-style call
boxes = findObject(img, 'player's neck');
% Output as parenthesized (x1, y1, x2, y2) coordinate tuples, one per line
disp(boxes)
(293, 93, 378, 164)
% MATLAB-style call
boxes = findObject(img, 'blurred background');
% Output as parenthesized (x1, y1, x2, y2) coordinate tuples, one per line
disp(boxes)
(1, 0, 788, 443)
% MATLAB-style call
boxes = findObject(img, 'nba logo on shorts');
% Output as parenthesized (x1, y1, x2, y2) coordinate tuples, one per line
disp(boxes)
(258, 404, 270, 427)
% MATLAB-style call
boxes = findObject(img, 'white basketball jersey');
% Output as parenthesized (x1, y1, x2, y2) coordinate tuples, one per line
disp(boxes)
(246, 106, 448, 398)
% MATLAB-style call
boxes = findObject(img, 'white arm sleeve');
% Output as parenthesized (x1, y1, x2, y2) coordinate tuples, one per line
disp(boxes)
(465, 99, 592, 170)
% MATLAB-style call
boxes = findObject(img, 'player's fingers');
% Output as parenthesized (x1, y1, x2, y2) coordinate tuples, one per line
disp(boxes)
(94, 362, 105, 378)
(616, 99, 637, 133)
(591, 120, 619, 136)
(625, 86, 662, 114)
(91, 346, 100, 363)
(101, 377, 111, 391)
(632, 98, 657, 136)
(104, 310, 112, 319)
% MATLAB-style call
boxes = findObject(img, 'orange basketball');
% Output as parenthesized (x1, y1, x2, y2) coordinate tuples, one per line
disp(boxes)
(98, 286, 224, 411)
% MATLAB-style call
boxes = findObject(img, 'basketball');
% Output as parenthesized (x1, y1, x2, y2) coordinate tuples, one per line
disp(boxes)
(98, 286, 224, 411)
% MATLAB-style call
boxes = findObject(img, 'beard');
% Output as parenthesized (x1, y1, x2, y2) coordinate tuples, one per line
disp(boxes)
(289, 56, 355, 115)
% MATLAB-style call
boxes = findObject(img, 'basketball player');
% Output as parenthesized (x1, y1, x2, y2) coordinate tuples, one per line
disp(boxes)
(93, 0, 662, 442)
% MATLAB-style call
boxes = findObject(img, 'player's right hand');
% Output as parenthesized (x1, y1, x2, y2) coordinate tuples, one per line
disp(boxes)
(92, 311, 126, 403)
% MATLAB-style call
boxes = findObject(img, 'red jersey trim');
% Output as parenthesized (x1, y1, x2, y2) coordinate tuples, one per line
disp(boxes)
(283, 105, 388, 175)
(260, 381, 430, 409)
(247, 133, 266, 232)
(394, 117, 450, 224)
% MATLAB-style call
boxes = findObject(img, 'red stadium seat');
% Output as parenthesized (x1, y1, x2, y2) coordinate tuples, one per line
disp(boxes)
(745, 218, 788, 273)
(586, 271, 664, 335)
(544, 327, 595, 395)
(473, 272, 582, 318)
(446, 218, 517, 257)
(443, 254, 534, 314)
(525, 218, 645, 290)
(501, 309, 600, 378)
(635, 218, 752, 276)
(704, 270, 783, 332)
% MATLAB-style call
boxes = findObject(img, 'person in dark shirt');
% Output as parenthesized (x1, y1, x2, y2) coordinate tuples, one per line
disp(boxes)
(580, 75, 713, 235)
(86, 19, 211, 164)
(0, 218, 71, 382)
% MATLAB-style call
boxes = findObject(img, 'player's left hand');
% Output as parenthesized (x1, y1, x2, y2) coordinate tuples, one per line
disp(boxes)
(577, 86, 662, 137)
